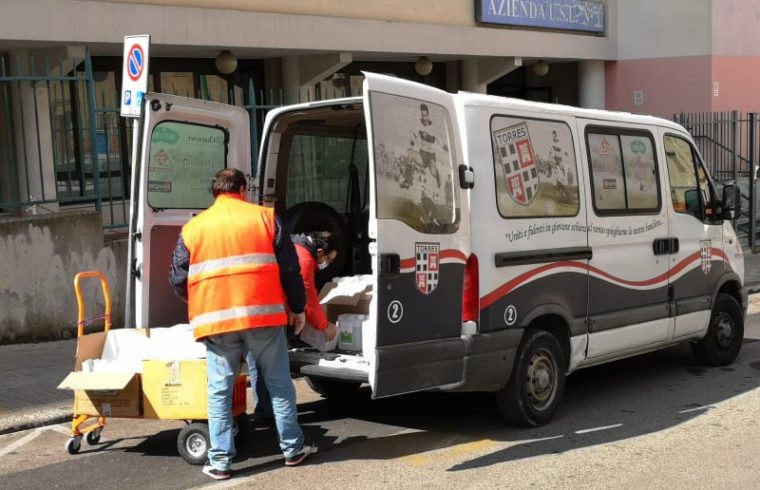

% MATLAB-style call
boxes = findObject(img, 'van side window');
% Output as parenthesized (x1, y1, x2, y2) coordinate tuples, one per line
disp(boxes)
(490, 117, 579, 218)
(370, 93, 460, 234)
(286, 133, 369, 211)
(664, 135, 716, 220)
(147, 121, 226, 209)
(587, 130, 660, 214)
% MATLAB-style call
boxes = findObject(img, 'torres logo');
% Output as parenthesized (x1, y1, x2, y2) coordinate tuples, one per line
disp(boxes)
(493, 122, 539, 206)
(700, 240, 712, 275)
(415, 242, 440, 295)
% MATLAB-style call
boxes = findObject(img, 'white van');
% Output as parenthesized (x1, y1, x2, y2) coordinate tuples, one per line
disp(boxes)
(129, 73, 747, 426)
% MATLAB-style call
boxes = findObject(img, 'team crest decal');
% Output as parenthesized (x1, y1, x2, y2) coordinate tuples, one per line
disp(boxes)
(493, 122, 539, 205)
(415, 242, 440, 295)
(700, 240, 712, 275)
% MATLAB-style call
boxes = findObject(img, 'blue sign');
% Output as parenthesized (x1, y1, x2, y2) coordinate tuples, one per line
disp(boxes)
(476, 0, 604, 33)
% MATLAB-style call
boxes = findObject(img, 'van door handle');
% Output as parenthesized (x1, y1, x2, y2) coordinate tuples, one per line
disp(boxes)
(653, 238, 679, 255)
(379, 253, 400, 276)
(653, 238, 670, 255)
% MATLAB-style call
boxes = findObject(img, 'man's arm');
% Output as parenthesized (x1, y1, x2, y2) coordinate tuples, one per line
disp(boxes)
(169, 235, 190, 303)
(274, 216, 306, 314)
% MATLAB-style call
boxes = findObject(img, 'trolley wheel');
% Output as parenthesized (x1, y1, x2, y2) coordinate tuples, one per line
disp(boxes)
(177, 422, 210, 465)
(65, 436, 82, 455)
(86, 427, 103, 445)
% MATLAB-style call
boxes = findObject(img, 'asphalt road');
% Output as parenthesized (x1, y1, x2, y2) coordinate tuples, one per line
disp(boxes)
(2, 298, 759, 490)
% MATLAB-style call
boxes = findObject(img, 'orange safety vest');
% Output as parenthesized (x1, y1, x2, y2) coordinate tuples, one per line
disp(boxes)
(182, 193, 288, 341)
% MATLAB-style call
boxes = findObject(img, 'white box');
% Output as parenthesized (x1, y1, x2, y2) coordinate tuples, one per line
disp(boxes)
(299, 323, 338, 352)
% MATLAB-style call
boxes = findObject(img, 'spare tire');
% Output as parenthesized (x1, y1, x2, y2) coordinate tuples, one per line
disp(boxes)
(283, 201, 348, 284)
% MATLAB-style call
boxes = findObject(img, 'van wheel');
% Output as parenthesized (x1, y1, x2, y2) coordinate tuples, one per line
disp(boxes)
(691, 293, 744, 366)
(496, 330, 566, 427)
(284, 201, 348, 283)
(305, 376, 361, 399)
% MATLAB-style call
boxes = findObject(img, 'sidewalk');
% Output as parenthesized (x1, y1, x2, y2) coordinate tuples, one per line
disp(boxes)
(0, 339, 76, 435)
(0, 252, 758, 436)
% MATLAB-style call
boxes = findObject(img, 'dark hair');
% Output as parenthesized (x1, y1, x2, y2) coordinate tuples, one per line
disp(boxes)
(420, 103, 429, 113)
(307, 231, 336, 254)
(212, 168, 246, 197)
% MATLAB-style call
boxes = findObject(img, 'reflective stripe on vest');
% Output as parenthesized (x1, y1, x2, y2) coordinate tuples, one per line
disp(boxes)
(188, 253, 277, 279)
(190, 304, 286, 328)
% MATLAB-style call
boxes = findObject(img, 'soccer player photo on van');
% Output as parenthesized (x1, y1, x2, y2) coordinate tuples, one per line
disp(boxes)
(491, 117, 579, 217)
(370, 92, 459, 233)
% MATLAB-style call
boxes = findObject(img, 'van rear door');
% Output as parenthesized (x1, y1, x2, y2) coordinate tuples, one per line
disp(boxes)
(363, 73, 470, 397)
(128, 94, 251, 329)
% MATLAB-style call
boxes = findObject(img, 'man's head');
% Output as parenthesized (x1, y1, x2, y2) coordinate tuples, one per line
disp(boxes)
(212, 168, 247, 198)
(420, 103, 430, 125)
(308, 231, 338, 270)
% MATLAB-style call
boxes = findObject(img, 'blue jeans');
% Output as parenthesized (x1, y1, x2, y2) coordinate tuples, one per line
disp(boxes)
(246, 352, 273, 417)
(205, 327, 304, 471)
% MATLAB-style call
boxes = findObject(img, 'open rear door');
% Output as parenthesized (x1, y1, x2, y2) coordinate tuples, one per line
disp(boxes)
(364, 73, 470, 397)
(129, 94, 250, 329)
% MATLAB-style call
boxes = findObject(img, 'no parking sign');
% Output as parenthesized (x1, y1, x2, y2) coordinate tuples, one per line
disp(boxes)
(121, 35, 150, 117)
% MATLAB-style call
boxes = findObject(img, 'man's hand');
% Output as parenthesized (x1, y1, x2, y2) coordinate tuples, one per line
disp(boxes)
(290, 312, 306, 335)
(324, 322, 337, 342)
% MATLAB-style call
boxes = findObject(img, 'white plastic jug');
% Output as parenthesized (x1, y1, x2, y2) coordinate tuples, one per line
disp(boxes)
(337, 313, 366, 351)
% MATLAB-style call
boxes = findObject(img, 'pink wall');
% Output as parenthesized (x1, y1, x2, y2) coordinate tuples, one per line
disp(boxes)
(605, 57, 712, 118)
(606, 56, 760, 117)
(710, 57, 760, 111)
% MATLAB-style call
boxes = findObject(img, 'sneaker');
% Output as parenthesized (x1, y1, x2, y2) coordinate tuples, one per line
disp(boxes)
(284, 444, 317, 466)
(202, 465, 230, 480)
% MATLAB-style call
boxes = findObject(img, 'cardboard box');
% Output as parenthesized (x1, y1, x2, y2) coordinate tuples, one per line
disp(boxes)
(57, 329, 149, 417)
(319, 277, 371, 324)
(142, 359, 246, 420)
(315, 277, 372, 355)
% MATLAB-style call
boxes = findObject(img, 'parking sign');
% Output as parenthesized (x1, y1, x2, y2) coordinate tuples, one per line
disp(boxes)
(121, 35, 150, 117)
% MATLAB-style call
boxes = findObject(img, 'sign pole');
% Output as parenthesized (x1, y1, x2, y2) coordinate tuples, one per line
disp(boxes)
(121, 34, 150, 328)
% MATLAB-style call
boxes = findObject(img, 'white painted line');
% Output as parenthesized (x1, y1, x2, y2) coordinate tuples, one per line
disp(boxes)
(0, 429, 43, 458)
(678, 405, 714, 414)
(514, 434, 565, 445)
(49, 425, 72, 435)
(574, 423, 622, 434)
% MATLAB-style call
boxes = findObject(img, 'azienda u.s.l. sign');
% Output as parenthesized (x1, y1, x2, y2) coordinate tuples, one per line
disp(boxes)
(477, 0, 605, 33)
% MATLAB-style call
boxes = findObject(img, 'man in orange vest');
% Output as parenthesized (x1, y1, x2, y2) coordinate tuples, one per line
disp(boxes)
(170, 168, 313, 481)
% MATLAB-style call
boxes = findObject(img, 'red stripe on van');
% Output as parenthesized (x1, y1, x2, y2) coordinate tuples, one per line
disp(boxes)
(480, 247, 728, 309)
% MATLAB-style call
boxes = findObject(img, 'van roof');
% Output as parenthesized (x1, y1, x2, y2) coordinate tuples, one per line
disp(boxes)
(453, 91, 686, 132)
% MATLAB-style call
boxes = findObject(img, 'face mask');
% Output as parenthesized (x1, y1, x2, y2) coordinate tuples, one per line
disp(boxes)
(318, 261, 329, 271)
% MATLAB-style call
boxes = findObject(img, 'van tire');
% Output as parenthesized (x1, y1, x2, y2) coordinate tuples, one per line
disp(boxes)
(305, 376, 361, 399)
(283, 201, 348, 282)
(691, 293, 744, 366)
(496, 330, 566, 427)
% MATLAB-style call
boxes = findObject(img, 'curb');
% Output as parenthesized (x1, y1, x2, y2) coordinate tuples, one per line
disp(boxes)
(0, 403, 71, 437)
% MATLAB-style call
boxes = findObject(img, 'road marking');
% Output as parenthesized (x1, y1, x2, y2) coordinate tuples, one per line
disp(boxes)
(678, 405, 714, 414)
(574, 423, 622, 434)
(400, 434, 565, 468)
(0, 429, 44, 458)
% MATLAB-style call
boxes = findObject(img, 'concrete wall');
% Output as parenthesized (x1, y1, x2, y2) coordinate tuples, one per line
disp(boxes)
(616, 0, 711, 60)
(0, 0, 615, 61)
(712, 0, 760, 56)
(0, 212, 127, 343)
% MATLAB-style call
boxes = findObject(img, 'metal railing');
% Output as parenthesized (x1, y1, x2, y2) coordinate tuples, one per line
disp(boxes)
(0, 49, 130, 228)
(0, 60, 351, 230)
